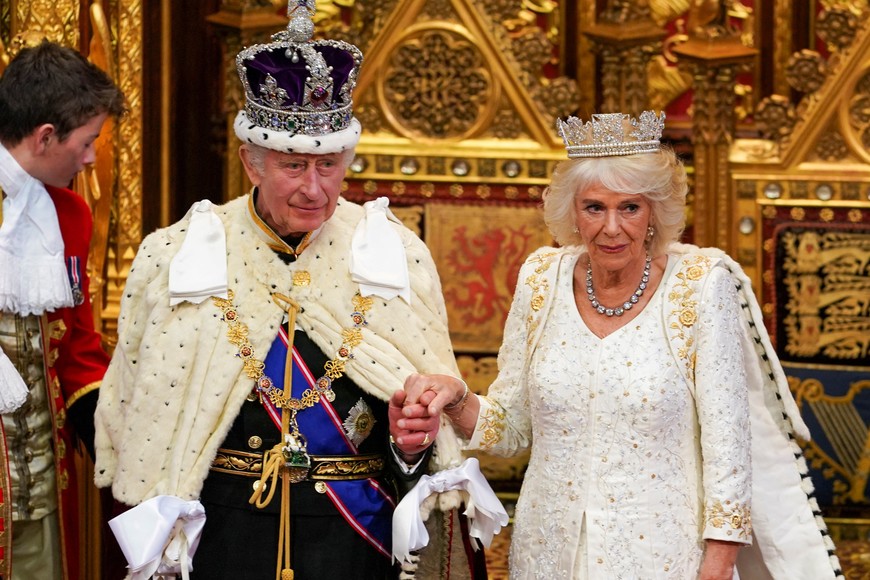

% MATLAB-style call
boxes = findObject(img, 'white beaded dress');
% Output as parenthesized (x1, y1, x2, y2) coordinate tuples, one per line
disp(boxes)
(468, 250, 753, 580)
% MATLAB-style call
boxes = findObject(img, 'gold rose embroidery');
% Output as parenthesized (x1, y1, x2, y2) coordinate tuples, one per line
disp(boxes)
(667, 256, 713, 383)
(706, 499, 752, 540)
(479, 402, 507, 450)
(685, 265, 705, 281)
(678, 308, 698, 327)
(524, 252, 557, 343)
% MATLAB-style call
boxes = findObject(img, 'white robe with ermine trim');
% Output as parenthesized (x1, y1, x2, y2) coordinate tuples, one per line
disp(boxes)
(94, 195, 465, 511)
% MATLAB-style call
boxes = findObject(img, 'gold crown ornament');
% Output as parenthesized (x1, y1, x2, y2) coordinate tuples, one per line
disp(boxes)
(556, 111, 666, 158)
(234, 0, 363, 155)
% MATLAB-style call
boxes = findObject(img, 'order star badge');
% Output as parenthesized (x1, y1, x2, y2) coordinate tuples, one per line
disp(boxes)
(343, 398, 376, 447)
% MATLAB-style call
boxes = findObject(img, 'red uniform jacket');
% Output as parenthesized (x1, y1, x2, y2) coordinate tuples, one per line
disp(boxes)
(0, 186, 109, 579)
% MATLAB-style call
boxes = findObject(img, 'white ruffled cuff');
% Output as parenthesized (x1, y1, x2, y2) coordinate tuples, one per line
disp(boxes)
(0, 249, 73, 316)
(392, 457, 508, 564)
(0, 350, 28, 413)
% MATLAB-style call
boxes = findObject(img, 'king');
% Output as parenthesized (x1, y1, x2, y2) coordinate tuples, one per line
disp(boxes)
(95, 2, 484, 579)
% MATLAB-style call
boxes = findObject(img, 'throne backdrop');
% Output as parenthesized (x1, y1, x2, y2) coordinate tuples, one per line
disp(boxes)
(1, 1, 868, 577)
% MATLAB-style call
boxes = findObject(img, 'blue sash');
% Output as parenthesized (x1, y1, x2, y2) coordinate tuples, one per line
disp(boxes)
(261, 325, 394, 557)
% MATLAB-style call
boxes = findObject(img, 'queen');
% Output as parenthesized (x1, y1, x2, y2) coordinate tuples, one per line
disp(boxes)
(392, 111, 843, 579)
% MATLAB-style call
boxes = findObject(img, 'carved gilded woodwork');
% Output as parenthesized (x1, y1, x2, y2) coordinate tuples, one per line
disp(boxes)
(12, 0, 79, 47)
(346, 0, 578, 187)
(817, 6, 861, 52)
(772, 0, 793, 96)
(582, 4, 664, 115)
(674, 36, 756, 251)
(101, 0, 143, 344)
(380, 27, 497, 140)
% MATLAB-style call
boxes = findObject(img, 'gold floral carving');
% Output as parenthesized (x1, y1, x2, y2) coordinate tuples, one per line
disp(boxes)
(382, 29, 493, 140)
(95, 0, 144, 342)
(116, 0, 143, 244)
(330, 0, 398, 54)
(755, 95, 796, 141)
(536, 76, 580, 120)
(599, 0, 650, 24)
(421, 0, 454, 21)
(847, 70, 870, 159)
(817, 7, 860, 52)
(685, 62, 740, 146)
(815, 129, 849, 161)
(786, 50, 828, 94)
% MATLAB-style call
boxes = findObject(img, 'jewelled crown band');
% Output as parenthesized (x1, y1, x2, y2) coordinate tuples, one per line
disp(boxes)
(557, 111, 666, 158)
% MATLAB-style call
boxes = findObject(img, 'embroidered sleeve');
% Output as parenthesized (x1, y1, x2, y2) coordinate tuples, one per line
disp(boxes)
(695, 265, 753, 543)
(466, 252, 557, 455)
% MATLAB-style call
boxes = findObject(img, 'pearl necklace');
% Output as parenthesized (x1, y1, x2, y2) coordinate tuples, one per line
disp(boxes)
(586, 254, 652, 317)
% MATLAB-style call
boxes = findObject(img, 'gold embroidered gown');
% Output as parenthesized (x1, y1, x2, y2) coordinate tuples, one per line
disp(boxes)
(467, 251, 752, 579)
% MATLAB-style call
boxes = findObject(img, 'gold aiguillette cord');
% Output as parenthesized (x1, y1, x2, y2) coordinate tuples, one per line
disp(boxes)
(247, 293, 299, 580)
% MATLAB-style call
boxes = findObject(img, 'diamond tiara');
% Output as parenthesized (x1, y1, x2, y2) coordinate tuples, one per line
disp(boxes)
(557, 111, 666, 158)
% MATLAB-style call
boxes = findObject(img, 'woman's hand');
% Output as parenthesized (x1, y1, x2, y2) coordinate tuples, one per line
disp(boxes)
(699, 539, 740, 580)
(403, 372, 467, 416)
(388, 388, 440, 462)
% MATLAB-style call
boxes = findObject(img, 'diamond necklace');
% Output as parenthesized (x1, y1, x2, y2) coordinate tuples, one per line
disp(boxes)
(586, 253, 652, 317)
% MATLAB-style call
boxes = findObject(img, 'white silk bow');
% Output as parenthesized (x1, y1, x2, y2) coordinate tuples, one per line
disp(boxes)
(392, 457, 509, 564)
(109, 495, 206, 580)
(350, 196, 411, 303)
(168, 200, 228, 306)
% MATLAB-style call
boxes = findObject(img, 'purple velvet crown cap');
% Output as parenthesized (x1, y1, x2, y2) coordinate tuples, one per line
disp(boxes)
(234, 0, 364, 155)
(242, 44, 356, 112)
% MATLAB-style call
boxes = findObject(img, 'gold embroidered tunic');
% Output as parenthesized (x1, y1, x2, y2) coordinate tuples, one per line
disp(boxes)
(468, 249, 753, 579)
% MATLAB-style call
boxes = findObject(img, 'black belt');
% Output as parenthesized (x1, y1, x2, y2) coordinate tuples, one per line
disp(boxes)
(211, 448, 385, 481)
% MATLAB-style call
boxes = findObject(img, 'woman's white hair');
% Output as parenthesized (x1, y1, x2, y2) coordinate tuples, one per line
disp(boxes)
(240, 142, 356, 176)
(542, 147, 688, 257)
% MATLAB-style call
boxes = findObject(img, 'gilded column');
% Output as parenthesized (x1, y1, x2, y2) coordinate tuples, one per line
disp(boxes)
(772, 0, 793, 96)
(100, 0, 144, 344)
(207, 2, 287, 201)
(582, 1, 664, 114)
(673, 37, 756, 252)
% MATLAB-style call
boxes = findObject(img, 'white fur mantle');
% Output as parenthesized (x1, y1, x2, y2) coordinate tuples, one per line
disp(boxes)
(94, 196, 465, 504)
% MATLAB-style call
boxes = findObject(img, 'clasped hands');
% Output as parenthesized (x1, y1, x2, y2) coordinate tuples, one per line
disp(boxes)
(388, 373, 466, 461)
